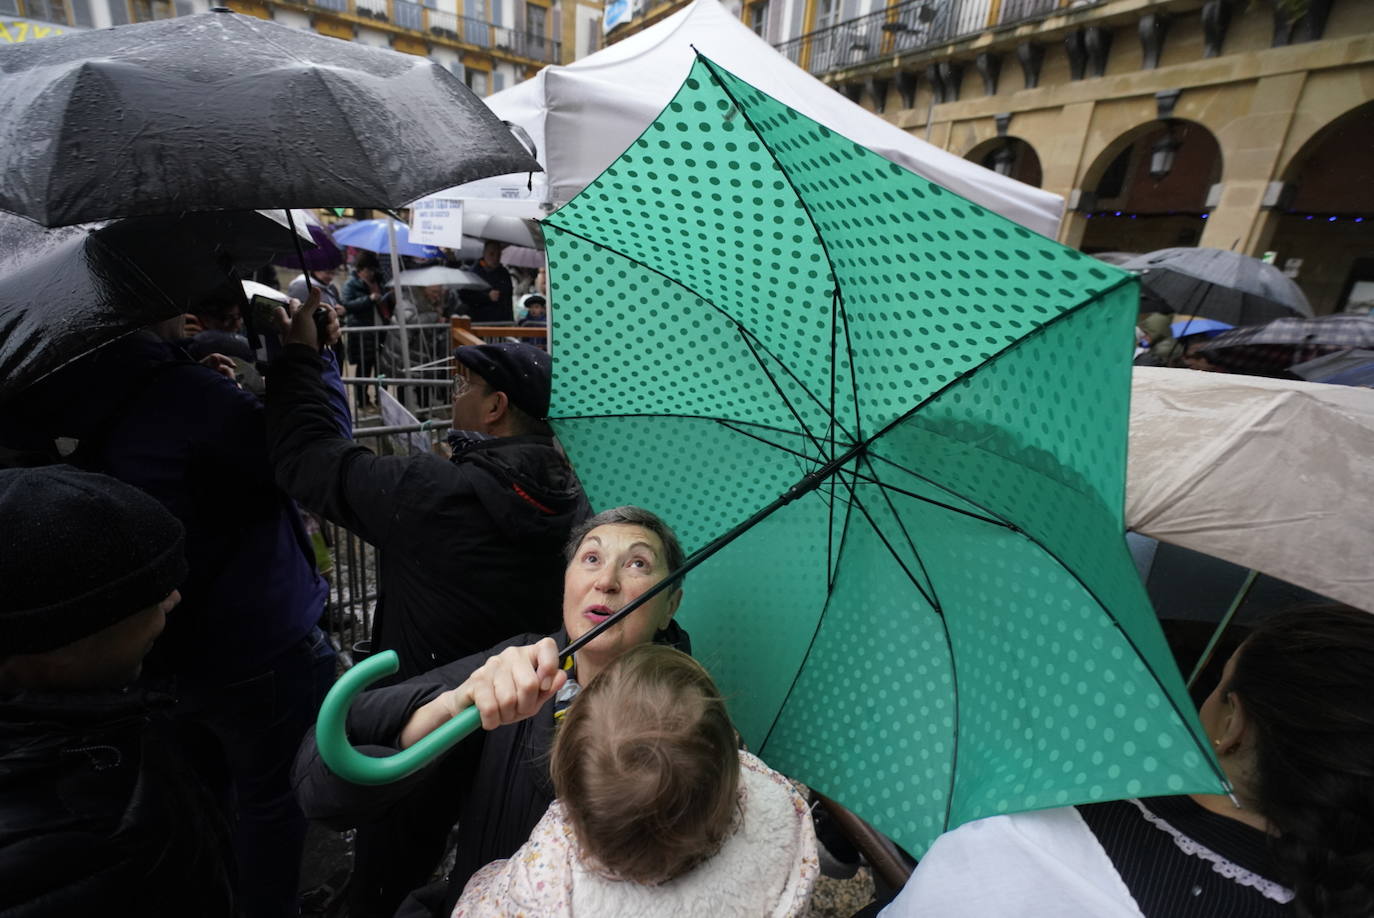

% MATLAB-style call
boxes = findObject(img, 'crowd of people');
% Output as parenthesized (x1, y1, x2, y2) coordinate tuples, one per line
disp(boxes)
(1, 249, 1372, 918)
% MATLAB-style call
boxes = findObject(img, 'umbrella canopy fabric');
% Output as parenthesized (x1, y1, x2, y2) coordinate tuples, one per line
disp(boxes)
(393, 266, 488, 289)
(332, 220, 444, 259)
(1123, 248, 1313, 326)
(462, 212, 542, 248)
(0, 9, 537, 227)
(1289, 348, 1374, 383)
(1126, 367, 1374, 614)
(543, 57, 1223, 857)
(1199, 314, 1374, 373)
(273, 224, 343, 271)
(500, 245, 545, 269)
(0, 210, 294, 400)
(1170, 318, 1232, 339)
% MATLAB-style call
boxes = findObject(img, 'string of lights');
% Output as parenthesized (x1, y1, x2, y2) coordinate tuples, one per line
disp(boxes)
(1080, 211, 1369, 223)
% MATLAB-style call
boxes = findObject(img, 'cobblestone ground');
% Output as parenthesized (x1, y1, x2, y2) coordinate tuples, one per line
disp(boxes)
(808, 869, 875, 917)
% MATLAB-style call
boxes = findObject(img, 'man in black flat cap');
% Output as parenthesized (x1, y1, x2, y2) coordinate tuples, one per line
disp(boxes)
(268, 307, 590, 683)
(0, 466, 233, 916)
(269, 307, 590, 916)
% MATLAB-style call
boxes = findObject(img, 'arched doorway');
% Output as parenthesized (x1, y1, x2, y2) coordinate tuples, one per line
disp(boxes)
(1077, 120, 1222, 256)
(1266, 102, 1374, 315)
(965, 137, 1043, 188)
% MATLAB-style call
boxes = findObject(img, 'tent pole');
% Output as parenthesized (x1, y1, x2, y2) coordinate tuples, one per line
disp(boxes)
(1186, 569, 1259, 690)
(384, 216, 415, 410)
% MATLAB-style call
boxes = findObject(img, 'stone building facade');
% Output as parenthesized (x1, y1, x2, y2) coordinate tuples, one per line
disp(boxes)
(615, 0, 1373, 315)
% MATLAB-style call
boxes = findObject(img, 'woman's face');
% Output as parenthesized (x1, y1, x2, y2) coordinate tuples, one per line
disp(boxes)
(562, 523, 681, 670)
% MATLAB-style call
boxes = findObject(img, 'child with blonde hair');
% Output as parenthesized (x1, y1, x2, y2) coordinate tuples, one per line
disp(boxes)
(453, 644, 818, 917)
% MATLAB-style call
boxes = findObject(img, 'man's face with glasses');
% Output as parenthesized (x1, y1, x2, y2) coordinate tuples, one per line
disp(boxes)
(451, 372, 493, 431)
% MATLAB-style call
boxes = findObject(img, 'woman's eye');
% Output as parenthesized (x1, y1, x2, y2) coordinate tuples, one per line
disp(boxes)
(628, 558, 648, 569)
(583, 553, 599, 564)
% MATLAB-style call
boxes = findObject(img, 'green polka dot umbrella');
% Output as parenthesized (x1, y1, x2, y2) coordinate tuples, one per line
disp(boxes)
(543, 55, 1228, 856)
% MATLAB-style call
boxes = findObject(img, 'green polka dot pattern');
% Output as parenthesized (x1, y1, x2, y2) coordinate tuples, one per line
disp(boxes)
(544, 55, 1224, 859)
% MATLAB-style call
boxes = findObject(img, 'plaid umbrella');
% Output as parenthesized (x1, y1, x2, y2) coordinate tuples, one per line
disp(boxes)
(1201, 314, 1374, 374)
(1123, 248, 1312, 326)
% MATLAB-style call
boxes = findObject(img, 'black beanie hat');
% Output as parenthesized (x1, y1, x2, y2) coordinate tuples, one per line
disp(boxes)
(0, 466, 187, 656)
(454, 342, 552, 418)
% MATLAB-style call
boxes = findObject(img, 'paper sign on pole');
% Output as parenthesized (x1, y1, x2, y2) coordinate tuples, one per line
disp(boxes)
(409, 197, 466, 247)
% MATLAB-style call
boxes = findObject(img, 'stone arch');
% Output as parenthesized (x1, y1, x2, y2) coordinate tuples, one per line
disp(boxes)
(1265, 100, 1374, 314)
(1072, 118, 1223, 255)
(963, 136, 1043, 188)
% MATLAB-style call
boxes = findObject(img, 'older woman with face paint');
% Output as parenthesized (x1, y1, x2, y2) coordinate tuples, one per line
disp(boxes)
(293, 506, 690, 918)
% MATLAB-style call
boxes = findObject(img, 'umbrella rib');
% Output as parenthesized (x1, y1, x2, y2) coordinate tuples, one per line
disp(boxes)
(857, 452, 942, 610)
(541, 220, 857, 444)
(711, 419, 1017, 530)
(552, 411, 820, 444)
(836, 291, 865, 445)
(735, 326, 829, 458)
(757, 498, 857, 752)
(694, 52, 845, 327)
(828, 288, 839, 466)
(693, 52, 862, 446)
(841, 484, 963, 833)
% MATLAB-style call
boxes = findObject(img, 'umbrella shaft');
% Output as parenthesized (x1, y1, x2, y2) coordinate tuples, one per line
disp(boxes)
(559, 442, 866, 663)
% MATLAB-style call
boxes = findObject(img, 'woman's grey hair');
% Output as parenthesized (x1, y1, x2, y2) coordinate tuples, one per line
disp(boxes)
(564, 506, 686, 589)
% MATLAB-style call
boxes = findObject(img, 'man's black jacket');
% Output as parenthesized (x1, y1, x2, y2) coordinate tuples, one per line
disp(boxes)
(266, 344, 591, 680)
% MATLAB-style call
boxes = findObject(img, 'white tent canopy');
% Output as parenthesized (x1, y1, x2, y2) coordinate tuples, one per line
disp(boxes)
(439, 0, 1063, 237)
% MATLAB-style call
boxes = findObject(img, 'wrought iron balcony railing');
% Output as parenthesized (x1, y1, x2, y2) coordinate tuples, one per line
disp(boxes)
(302, 0, 561, 63)
(774, 0, 1064, 76)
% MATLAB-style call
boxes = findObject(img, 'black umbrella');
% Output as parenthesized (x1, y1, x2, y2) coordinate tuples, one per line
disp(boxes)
(1122, 247, 1312, 326)
(0, 210, 301, 400)
(0, 8, 538, 227)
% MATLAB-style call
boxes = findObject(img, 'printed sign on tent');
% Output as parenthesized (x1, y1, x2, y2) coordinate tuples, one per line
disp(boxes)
(409, 197, 465, 247)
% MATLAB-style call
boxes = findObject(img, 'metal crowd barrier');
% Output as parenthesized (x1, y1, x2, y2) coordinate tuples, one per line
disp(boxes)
(319, 320, 550, 661)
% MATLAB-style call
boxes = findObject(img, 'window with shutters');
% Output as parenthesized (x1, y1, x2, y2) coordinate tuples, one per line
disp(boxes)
(465, 67, 488, 96)
(746, 0, 767, 37)
(525, 3, 544, 41)
(23, 0, 70, 23)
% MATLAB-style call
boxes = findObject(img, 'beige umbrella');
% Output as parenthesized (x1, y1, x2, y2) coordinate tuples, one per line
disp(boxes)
(1127, 367, 1374, 614)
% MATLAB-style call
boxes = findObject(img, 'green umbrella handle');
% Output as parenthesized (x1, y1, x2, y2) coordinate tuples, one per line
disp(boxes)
(316, 649, 482, 786)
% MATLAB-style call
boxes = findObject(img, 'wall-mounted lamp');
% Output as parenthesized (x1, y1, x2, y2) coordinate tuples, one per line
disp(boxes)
(1149, 126, 1182, 181)
(992, 144, 1016, 177)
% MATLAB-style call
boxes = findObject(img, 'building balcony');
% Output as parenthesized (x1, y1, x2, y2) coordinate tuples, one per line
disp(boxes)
(268, 0, 561, 64)
(774, 0, 1073, 77)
